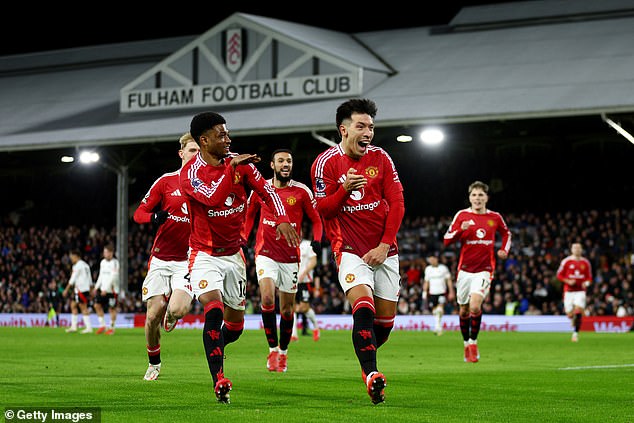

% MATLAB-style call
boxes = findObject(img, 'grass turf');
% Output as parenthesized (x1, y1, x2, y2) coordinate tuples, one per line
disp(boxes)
(1, 327, 633, 422)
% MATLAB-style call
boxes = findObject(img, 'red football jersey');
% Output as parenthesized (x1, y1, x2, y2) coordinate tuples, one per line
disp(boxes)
(133, 170, 190, 261)
(443, 208, 511, 274)
(244, 179, 323, 263)
(180, 153, 290, 256)
(311, 144, 404, 258)
(557, 256, 592, 292)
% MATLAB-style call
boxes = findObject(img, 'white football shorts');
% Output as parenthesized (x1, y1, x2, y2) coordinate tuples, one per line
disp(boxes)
(335, 252, 400, 302)
(456, 270, 492, 305)
(255, 255, 299, 294)
(142, 256, 191, 301)
(188, 250, 247, 311)
(563, 290, 586, 313)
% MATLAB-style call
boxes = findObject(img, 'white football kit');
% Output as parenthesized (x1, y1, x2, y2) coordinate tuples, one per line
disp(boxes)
(95, 258, 120, 294)
(69, 259, 93, 293)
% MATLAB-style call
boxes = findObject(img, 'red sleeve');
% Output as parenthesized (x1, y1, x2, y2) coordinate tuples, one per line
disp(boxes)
(380, 151, 405, 245)
(443, 212, 464, 246)
(242, 190, 262, 242)
(556, 259, 567, 281)
(310, 159, 350, 220)
(302, 190, 323, 242)
(316, 186, 350, 219)
(497, 213, 512, 253)
(244, 164, 290, 225)
(381, 189, 405, 245)
(180, 160, 235, 207)
(583, 259, 593, 282)
(133, 177, 164, 224)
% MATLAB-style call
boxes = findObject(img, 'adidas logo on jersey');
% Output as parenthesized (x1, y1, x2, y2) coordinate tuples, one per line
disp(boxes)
(171, 189, 181, 196)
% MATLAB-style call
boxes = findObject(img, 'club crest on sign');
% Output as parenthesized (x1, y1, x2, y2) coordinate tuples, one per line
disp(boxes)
(225, 28, 244, 73)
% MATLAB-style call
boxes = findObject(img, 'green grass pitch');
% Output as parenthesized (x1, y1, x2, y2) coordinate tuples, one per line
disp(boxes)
(1, 327, 633, 422)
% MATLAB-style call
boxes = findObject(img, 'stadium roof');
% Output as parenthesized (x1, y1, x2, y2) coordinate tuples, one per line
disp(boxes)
(1, 0, 634, 152)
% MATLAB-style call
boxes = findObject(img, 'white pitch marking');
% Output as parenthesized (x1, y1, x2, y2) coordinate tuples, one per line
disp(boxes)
(559, 364, 634, 370)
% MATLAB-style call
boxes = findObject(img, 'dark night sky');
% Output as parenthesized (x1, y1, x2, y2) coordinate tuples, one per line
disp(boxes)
(0, 1, 522, 56)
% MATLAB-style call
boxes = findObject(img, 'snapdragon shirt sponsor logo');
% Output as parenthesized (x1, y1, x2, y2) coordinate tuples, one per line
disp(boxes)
(263, 218, 296, 227)
(208, 203, 245, 218)
(342, 200, 381, 213)
(262, 217, 277, 227)
(169, 215, 190, 223)
(465, 239, 493, 245)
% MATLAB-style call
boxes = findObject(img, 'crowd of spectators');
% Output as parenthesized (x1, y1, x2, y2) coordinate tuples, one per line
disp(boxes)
(1, 208, 633, 318)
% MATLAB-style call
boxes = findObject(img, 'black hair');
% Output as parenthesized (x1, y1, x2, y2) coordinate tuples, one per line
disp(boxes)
(335, 98, 378, 134)
(270, 148, 292, 162)
(190, 111, 226, 142)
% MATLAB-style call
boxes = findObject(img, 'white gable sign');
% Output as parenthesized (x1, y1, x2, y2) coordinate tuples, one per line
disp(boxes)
(120, 19, 363, 113)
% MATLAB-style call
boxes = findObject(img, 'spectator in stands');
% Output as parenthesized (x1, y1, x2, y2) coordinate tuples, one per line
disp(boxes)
(1, 207, 634, 323)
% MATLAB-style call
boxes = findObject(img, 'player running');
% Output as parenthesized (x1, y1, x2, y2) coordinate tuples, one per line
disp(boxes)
(443, 180, 511, 363)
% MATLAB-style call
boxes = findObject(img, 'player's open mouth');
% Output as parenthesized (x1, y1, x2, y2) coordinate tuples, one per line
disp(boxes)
(358, 140, 370, 150)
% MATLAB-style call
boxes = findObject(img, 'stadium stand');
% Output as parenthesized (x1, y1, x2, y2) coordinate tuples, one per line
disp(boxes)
(1, 208, 633, 317)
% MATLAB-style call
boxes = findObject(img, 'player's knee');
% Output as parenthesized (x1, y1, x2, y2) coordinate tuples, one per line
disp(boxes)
(261, 294, 276, 307)
(146, 310, 163, 328)
(280, 308, 293, 320)
(170, 302, 191, 319)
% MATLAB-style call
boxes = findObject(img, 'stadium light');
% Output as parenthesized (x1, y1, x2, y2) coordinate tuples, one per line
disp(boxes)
(396, 135, 413, 142)
(79, 151, 100, 164)
(419, 128, 445, 146)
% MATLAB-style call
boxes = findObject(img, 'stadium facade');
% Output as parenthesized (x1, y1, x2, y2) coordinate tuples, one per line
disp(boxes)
(1, 0, 634, 288)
